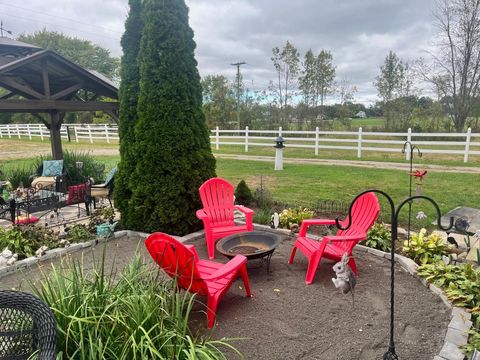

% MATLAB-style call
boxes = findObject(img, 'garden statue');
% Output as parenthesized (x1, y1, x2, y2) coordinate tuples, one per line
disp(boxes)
(332, 253, 357, 307)
(270, 212, 279, 229)
(35, 245, 48, 257)
(0, 248, 18, 267)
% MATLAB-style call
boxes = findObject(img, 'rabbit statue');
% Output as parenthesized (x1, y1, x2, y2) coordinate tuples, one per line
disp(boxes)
(0, 248, 18, 267)
(332, 253, 357, 307)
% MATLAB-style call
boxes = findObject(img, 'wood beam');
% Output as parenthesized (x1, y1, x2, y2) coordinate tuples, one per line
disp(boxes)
(105, 110, 119, 124)
(0, 99, 118, 112)
(0, 76, 45, 99)
(42, 59, 50, 97)
(0, 92, 15, 100)
(51, 83, 82, 100)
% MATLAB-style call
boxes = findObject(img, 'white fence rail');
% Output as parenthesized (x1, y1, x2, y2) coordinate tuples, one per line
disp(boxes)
(1, 123, 479, 163)
(210, 126, 480, 163)
(0, 123, 119, 144)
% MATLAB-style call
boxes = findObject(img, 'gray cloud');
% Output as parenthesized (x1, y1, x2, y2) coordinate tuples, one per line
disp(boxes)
(0, 0, 438, 103)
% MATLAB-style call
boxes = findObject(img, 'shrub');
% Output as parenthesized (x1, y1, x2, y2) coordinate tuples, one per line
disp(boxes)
(279, 207, 314, 229)
(114, 0, 143, 225)
(402, 228, 449, 264)
(126, 0, 216, 234)
(31, 254, 237, 359)
(235, 180, 253, 206)
(362, 223, 391, 252)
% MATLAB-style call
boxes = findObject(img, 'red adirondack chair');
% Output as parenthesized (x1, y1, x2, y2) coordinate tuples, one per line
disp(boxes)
(196, 177, 254, 259)
(288, 192, 380, 284)
(145, 232, 252, 328)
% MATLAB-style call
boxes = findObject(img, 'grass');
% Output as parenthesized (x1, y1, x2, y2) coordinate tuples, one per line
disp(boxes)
(1, 148, 478, 230)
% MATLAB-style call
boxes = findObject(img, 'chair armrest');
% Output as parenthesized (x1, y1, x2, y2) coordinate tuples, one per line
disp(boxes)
(299, 219, 337, 236)
(203, 255, 247, 280)
(234, 205, 254, 215)
(323, 234, 366, 242)
(184, 244, 199, 262)
(196, 209, 209, 220)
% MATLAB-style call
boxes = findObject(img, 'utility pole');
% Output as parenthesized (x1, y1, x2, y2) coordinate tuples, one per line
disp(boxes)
(0, 21, 13, 37)
(231, 61, 246, 130)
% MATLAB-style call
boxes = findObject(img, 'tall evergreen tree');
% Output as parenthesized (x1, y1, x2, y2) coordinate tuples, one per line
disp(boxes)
(115, 0, 143, 228)
(128, 0, 216, 234)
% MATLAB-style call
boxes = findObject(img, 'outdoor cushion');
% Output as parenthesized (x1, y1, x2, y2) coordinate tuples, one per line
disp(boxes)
(41, 160, 63, 177)
(31, 176, 56, 190)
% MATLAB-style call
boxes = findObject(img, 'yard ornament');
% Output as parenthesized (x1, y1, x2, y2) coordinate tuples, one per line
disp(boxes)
(270, 212, 279, 229)
(0, 248, 18, 267)
(332, 253, 357, 307)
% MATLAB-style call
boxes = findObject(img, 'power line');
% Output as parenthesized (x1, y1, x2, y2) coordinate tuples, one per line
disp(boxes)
(0, 20, 12, 37)
(231, 61, 246, 130)
(0, 2, 122, 35)
(0, 11, 120, 41)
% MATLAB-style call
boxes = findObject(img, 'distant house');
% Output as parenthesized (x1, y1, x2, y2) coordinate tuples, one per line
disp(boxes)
(354, 111, 366, 118)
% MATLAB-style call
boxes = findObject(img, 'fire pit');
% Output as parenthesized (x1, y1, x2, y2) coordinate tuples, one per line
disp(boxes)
(216, 231, 281, 272)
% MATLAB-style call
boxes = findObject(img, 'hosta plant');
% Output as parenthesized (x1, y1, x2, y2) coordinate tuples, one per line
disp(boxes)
(402, 228, 449, 264)
(362, 223, 391, 252)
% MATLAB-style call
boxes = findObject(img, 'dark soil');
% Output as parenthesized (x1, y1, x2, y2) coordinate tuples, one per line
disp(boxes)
(0, 232, 450, 360)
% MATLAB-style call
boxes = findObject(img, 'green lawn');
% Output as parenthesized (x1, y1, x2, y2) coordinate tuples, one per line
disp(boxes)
(1, 154, 477, 230)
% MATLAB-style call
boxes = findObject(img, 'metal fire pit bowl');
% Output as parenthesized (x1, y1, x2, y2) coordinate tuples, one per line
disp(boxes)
(216, 231, 281, 272)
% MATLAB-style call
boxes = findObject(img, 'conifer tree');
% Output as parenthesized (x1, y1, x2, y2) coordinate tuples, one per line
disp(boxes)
(128, 0, 216, 234)
(115, 0, 143, 228)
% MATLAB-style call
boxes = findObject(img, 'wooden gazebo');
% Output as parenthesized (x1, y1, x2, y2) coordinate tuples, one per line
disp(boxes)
(0, 37, 118, 159)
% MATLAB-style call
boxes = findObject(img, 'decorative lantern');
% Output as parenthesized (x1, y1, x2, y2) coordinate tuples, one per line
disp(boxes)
(274, 136, 285, 170)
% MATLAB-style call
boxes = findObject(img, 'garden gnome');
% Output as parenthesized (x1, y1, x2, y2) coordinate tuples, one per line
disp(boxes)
(332, 253, 357, 307)
(0, 248, 17, 267)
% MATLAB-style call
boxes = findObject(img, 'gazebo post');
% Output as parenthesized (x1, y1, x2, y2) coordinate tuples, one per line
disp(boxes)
(49, 111, 64, 160)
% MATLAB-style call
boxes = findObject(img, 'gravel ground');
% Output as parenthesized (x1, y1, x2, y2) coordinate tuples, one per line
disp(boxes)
(0, 233, 450, 360)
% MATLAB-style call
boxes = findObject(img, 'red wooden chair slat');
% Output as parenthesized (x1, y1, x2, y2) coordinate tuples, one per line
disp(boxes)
(197, 177, 254, 259)
(145, 232, 251, 328)
(288, 192, 380, 284)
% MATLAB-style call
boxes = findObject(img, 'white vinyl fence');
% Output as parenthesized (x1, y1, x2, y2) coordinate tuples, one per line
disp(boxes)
(210, 126, 480, 163)
(0, 123, 119, 144)
(1, 123, 480, 163)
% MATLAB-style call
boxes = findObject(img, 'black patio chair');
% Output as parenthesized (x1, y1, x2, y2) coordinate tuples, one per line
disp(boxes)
(0, 291, 56, 360)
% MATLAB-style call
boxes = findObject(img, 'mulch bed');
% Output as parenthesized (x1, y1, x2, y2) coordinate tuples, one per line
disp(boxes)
(0, 232, 450, 360)
(186, 233, 450, 360)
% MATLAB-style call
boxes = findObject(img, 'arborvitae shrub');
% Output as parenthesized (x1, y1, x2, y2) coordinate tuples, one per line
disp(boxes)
(127, 0, 216, 234)
(114, 0, 143, 228)
(235, 180, 253, 206)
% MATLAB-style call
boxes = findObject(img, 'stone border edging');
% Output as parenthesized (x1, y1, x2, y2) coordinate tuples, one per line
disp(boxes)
(354, 244, 472, 360)
(0, 230, 146, 280)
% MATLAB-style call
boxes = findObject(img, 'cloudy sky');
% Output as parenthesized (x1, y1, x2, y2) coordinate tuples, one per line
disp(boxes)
(0, 0, 438, 104)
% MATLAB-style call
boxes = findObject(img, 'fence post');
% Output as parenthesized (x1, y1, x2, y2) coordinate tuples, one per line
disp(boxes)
(278, 126, 282, 137)
(27, 124, 32, 140)
(75, 126, 79, 143)
(245, 126, 249, 152)
(315, 126, 319, 155)
(464, 127, 472, 163)
(104, 124, 110, 144)
(215, 126, 219, 150)
(7, 124, 11, 139)
(16, 124, 21, 139)
(39, 124, 44, 141)
(357, 127, 363, 159)
(87, 124, 93, 144)
(0, 126, 2, 138)
(406, 128, 412, 160)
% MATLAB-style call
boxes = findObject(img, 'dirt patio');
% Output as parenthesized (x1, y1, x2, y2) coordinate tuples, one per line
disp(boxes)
(0, 231, 450, 360)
